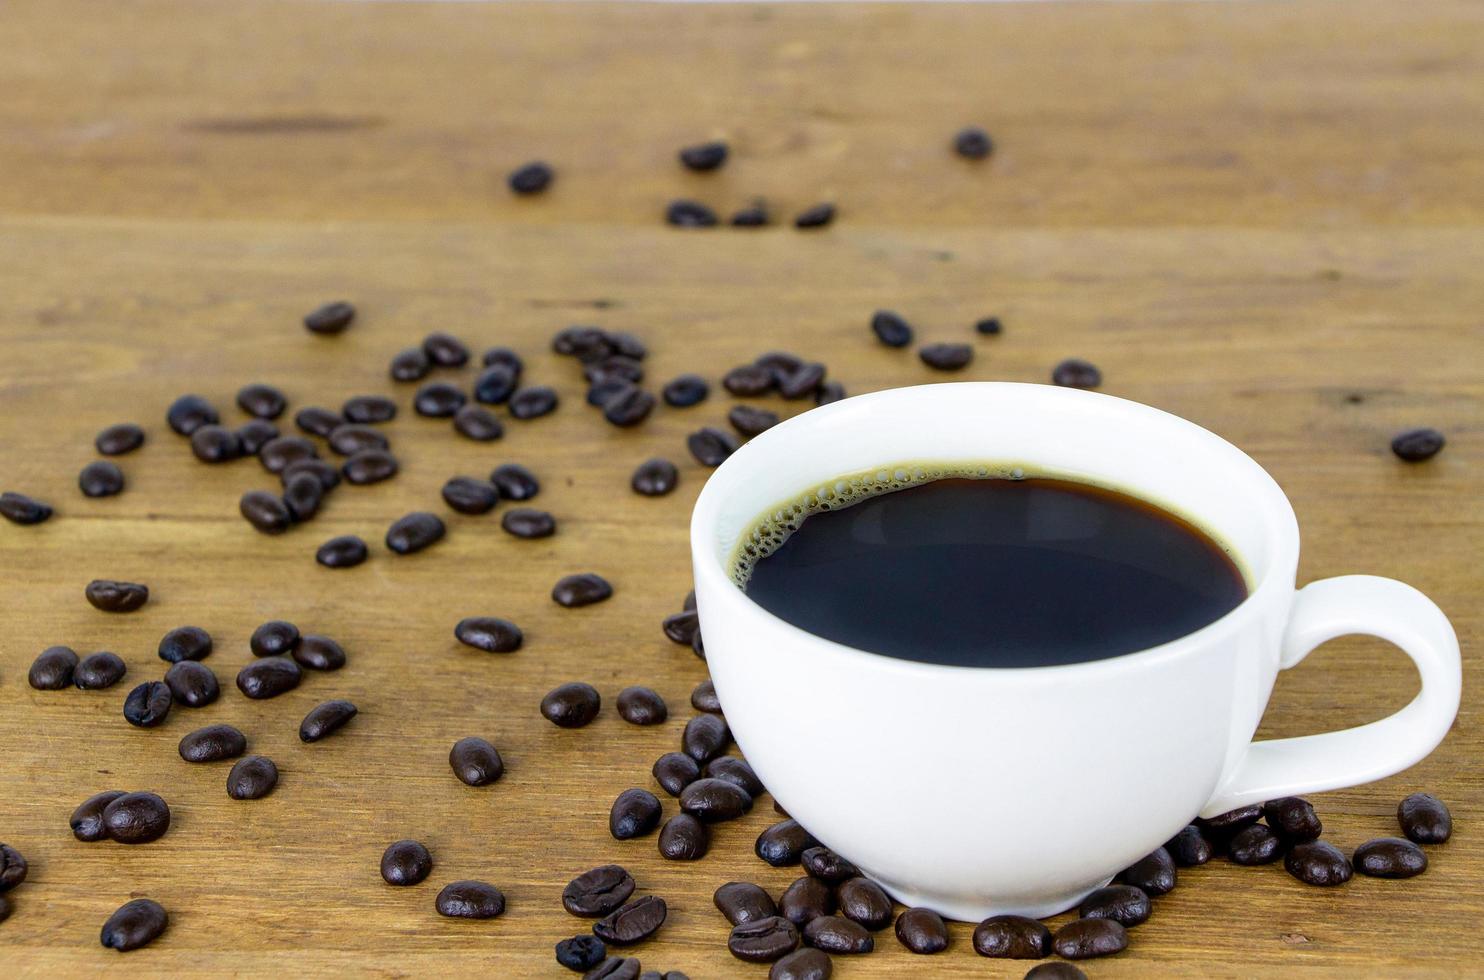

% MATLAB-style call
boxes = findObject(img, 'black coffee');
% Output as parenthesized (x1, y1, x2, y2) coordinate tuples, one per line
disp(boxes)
(740, 473, 1246, 667)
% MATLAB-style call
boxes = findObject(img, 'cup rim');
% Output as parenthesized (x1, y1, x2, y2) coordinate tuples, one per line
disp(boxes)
(690, 382, 1299, 677)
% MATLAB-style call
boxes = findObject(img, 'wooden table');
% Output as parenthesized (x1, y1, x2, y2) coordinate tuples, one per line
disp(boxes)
(2, 1, 1480, 975)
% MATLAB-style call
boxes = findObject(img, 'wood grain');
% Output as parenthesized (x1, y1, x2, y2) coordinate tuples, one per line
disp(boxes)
(1, 1, 1481, 976)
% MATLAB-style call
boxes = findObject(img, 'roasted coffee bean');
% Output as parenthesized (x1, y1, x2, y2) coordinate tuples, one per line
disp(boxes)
(663, 375, 709, 407)
(289, 634, 350, 672)
(414, 381, 467, 418)
(300, 699, 358, 742)
(327, 424, 388, 456)
(236, 383, 287, 420)
(455, 616, 523, 653)
(658, 813, 708, 860)
(754, 350, 804, 380)
(794, 203, 836, 229)
(282, 472, 323, 520)
(251, 620, 300, 657)
(816, 381, 846, 405)
(423, 331, 470, 368)
(123, 681, 173, 727)
(1079, 884, 1150, 927)
(442, 476, 499, 515)
(96, 423, 146, 456)
(557, 934, 608, 971)
(730, 916, 800, 962)
(585, 958, 640, 980)
(381, 839, 433, 885)
(632, 458, 679, 496)
(679, 140, 728, 171)
(503, 508, 556, 538)
(610, 788, 663, 840)
(919, 342, 973, 371)
(729, 404, 779, 437)
(660, 611, 700, 647)
(706, 757, 763, 797)
(1228, 823, 1283, 864)
(563, 865, 635, 917)
(542, 682, 602, 728)
(295, 407, 343, 439)
(756, 820, 817, 867)
(281, 457, 340, 491)
(304, 300, 355, 334)
(165, 661, 219, 708)
(1025, 965, 1087, 980)
(236, 657, 302, 699)
(836, 877, 892, 931)
(78, 460, 126, 496)
(653, 752, 701, 796)
(554, 326, 612, 359)
(1398, 792, 1451, 843)
(690, 679, 721, 713)
(895, 908, 948, 954)
(237, 419, 280, 455)
(585, 355, 645, 385)
(667, 200, 718, 228)
(158, 625, 212, 663)
(1285, 840, 1352, 886)
(770, 948, 832, 980)
(1354, 837, 1427, 878)
(870, 311, 914, 348)
(240, 490, 292, 534)
(1392, 428, 1446, 462)
(510, 386, 559, 419)
(953, 126, 993, 159)
(691, 631, 705, 660)
(1053, 918, 1126, 959)
(683, 590, 696, 610)
(167, 394, 219, 436)
(732, 203, 770, 227)
(1, 491, 53, 525)
(800, 847, 858, 884)
(710, 881, 775, 925)
(1165, 824, 1212, 866)
(1264, 796, 1322, 842)
(779, 362, 826, 399)
(594, 896, 667, 945)
(610, 330, 647, 358)
(317, 534, 368, 568)
(680, 777, 751, 822)
(449, 737, 504, 786)
(227, 755, 278, 800)
(490, 463, 540, 500)
(482, 346, 524, 372)
(342, 395, 397, 424)
(804, 916, 873, 954)
(71, 790, 127, 841)
(75, 651, 127, 690)
(102, 792, 171, 844)
(1198, 804, 1263, 835)
(1118, 845, 1176, 894)
(972, 915, 1052, 958)
(86, 578, 149, 613)
(603, 387, 656, 427)
(386, 511, 445, 554)
(976, 316, 1004, 335)
(617, 687, 668, 726)
(588, 378, 633, 409)
(100, 898, 168, 952)
(724, 364, 775, 396)
(780, 875, 836, 926)
(178, 724, 247, 763)
(436, 880, 506, 918)
(509, 161, 553, 195)
(553, 573, 613, 607)
(453, 405, 505, 442)
(0, 844, 26, 892)
(1052, 358, 1102, 389)
(390, 346, 432, 382)
(687, 427, 738, 466)
(341, 448, 398, 485)
(261, 434, 319, 473)
(682, 714, 731, 762)
(29, 645, 79, 689)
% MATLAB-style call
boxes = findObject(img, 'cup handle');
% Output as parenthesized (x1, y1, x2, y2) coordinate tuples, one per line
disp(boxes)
(1200, 575, 1461, 817)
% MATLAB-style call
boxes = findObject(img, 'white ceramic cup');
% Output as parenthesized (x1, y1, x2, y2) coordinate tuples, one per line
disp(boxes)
(690, 382, 1461, 921)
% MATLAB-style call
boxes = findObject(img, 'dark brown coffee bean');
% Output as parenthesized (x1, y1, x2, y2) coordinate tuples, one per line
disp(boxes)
(1284, 840, 1352, 886)
(237, 419, 280, 455)
(291, 633, 349, 671)
(664, 610, 700, 646)
(632, 458, 679, 496)
(732, 203, 770, 227)
(679, 777, 751, 822)
(123, 681, 172, 727)
(236, 657, 302, 699)
(563, 865, 635, 917)
(455, 616, 523, 653)
(509, 161, 553, 194)
(976, 316, 1003, 335)
(1354, 837, 1427, 878)
(1197, 804, 1263, 835)
(281, 457, 341, 490)
(953, 126, 993, 159)
(663, 375, 709, 407)
(440, 476, 497, 515)
(103, 792, 171, 843)
(453, 405, 505, 442)
(667, 200, 717, 227)
(178, 724, 246, 763)
(542, 682, 601, 728)
(240, 490, 292, 534)
(158, 625, 212, 663)
(706, 757, 763, 797)
(100, 898, 168, 951)
(1263, 796, 1322, 842)
(436, 880, 505, 919)
(1398, 792, 1451, 843)
(588, 378, 634, 409)
(29, 645, 78, 689)
(340, 448, 397, 485)
(557, 934, 608, 971)
(79, 460, 126, 496)
(658, 813, 708, 860)
(300, 699, 357, 742)
(414, 381, 466, 418)
(503, 508, 557, 538)
(75, 651, 127, 690)
(603, 387, 656, 427)
(617, 687, 668, 726)
(653, 752, 701, 796)
(304, 300, 355, 334)
(386, 511, 445, 554)
(687, 427, 738, 466)
(779, 876, 835, 927)
(327, 423, 387, 456)
(261, 434, 320, 473)
(870, 311, 914, 348)
(96, 423, 146, 456)
(690, 679, 720, 713)
(1391, 428, 1445, 462)
(711, 881, 775, 925)
(585, 958, 640, 980)
(489, 463, 539, 500)
(422, 331, 470, 367)
(1228, 823, 1283, 864)
(729, 404, 779, 437)
(553, 573, 613, 607)
(972, 914, 1051, 958)
(1052, 918, 1126, 959)
(282, 472, 323, 520)
(610, 788, 663, 840)
(317, 534, 368, 568)
(691, 631, 705, 660)
(236, 383, 287, 420)
(804, 915, 872, 954)
(1025, 965, 1086, 980)
(294, 407, 343, 439)
(895, 908, 947, 954)
(754, 350, 804, 379)
(594, 896, 667, 945)
(165, 661, 219, 708)
(381, 839, 432, 885)
(679, 141, 728, 172)
(1, 491, 53, 524)
(250, 620, 300, 657)
(836, 877, 892, 931)
(756, 820, 817, 867)
(794, 203, 836, 229)
(769, 947, 831, 980)
(86, 578, 148, 613)
(799, 847, 857, 884)
(1079, 884, 1150, 927)
(226, 755, 278, 800)
(482, 345, 524, 372)
(1165, 824, 1212, 866)
(1117, 845, 1176, 894)
(553, 325, 612, 359)
(449, 736, 504, 786)
(919, 342, 973, 371)
(510, 386, 559, 419)
(724, 364, 776, 396)
(71, 790, 127, 841)
(342, 395, 397, 424)
(390, 346, 432, 382)
(779, 361, 827, 399)
(730, 916, 800, 962)
(0, 844, 25, 892)
(585, 355, 644, 386)
(682, 714, 731, 762)
(167, 394, 219, 435)
(1052, 358, 1102, 389)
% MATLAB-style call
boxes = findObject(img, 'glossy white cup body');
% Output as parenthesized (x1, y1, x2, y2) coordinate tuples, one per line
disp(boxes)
(691, 383, 1460, 921)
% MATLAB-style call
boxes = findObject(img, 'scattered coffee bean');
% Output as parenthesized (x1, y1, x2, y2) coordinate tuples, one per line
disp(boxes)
(585, 355, 644, 385)
(386, 511, 445, 554)
(0, 491, 53, 525)
(282, 472, 323, 520)
(667, 200, 718, 228)
(123, 681, 173, 727)
(682, 714, 731, 762)
(240, 490, 292, 533)
(779, 362, 827, 399)
(870, 311, 913, 348)
(563, 865, 635, 917)
(1078, 884, 1150, 927)
(474, 365, 520, 406)
(779, 875, 835, 926)
(895, 908, 948, 954)
(1354, 837, 1427, 878)
(804, 915, 873, 954)
(715, 881, 777, 925)
(706, 757, 763, 797)
(238, 419, 281, 455)
(381, 839, 433, 885)
(589, 378, 635, 408)
(603, 386, 657, 427)
(390, 346, 432, 382)
(794, 204, 836, 229)
(250, 620, 300, 657)
(594, 895, 667, 945)
(586, 958, 641, 980)
(282, 457, 341, 490)
(158, 625, 212, 663)
(167, 394, 219, 436)
(96, 423, 146, 456)
(304, 300, 355, 334)
(1285, 840, 1353, 886)
(503, 508, 557, 538)
(327, 424, 388, 457)
(658, 813, 709, 860)
(235, 658, 302, 699)
(102, 792, 171, 844)
(455, 616, 523, 653)
(836, 877, 892, 931)
(755, 352, 802, 381)
(178, 724, 247, 763)
(341, 448, 398, 485)
(662, 375, 709, 408)
(71, 790, 127, 841)
(226, 755, 278, 800)
(724, 364, 775, 397)
(1118, 846, 1176, 894)
(553, 573, 613, 607)
(510, 386, 559, 419)
(653, 752, 701, 796)
(554, 326, 612, 359)
(187, 428, 240, 466)
(1398, 792, 1451, 843)
(490, 463, 540, 500)
(482, 346, 523, 372)
(617, 687, 668, 726)
(449, 737, 504, 786)
(78, 460, 126, 496)
(680, 777, 752, 822)
(919, 342, 973, 371)
(452, 405, 505, 442)
(756, 820, 818, 867)
(0, 844, 25, 892)
(75, 651, 127, 690)
(342, 395, 397, 424)
(690, 679, 721, 713)
(691, 631, 705, 660)
(294, 407, 343, 439)
(436, 880, 506, 919)
(609, 331, 647, 360)
(164, 661, 219, 708)
(557, 934, 608, 971)
(1228, 823, 1283, 864)
(664, 610, 700, 646)
(632, 458, 679, 496)
(769, 948, 831, 980)
(687, 427, 738, 466)
(730, 916, 800, 962)
(261, 434, 319, 473)
(1165, 824, 1212, 866)
(414, 381, 467, 418)
(542, 682, 602, 728)
(1052, 358, 1102, 389)
(509, 161, 554, 194)
(423, 331, 470, 368)
(732, 203, 769, 227)
(1025, 965, 1087, 980)
(800, 847, 859, 884)
(1263, 796, 1322, 842)
(299, 699, 357, 743)
(975, 316, 1003, 335)
(100, 898, 168, 952)
(317, 534, 368, 568)
(1391, 428, 1446, 462)
(679, 141, 728, 172)
(1198, 804, 1263, 836)
(953, 125, 993, 159)
(972, 915, 1052, 958)
(729, 404, 779, 437)
(441, 476, 498, 515)
(1053, 917, 1127, 959)
(610, 788, 663, 840)
(28, 645, 79, 690)
(236, 383, 287, 420)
